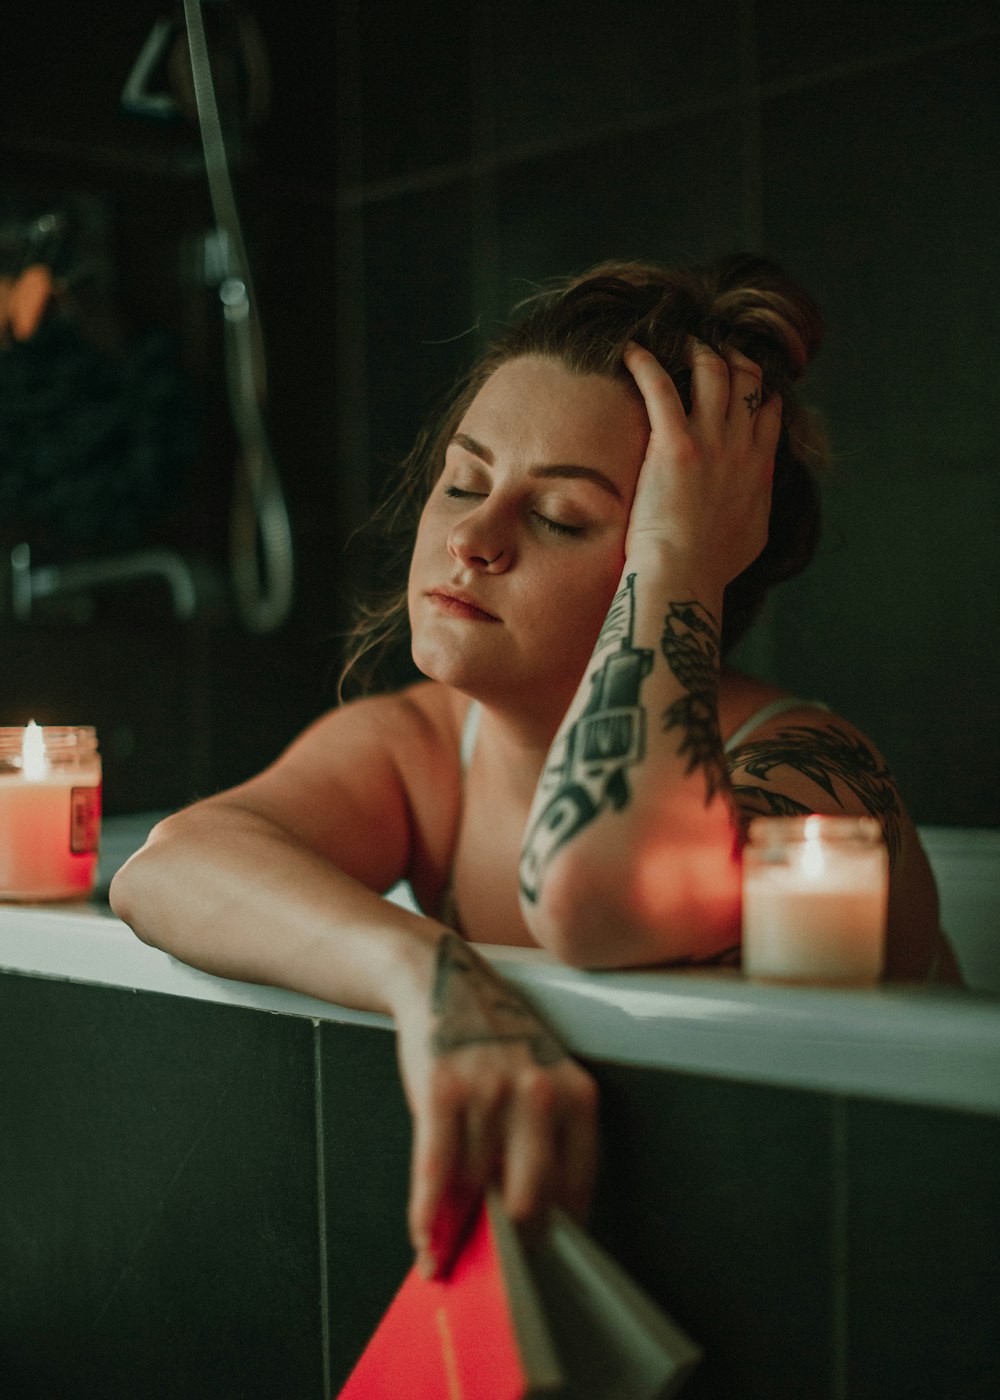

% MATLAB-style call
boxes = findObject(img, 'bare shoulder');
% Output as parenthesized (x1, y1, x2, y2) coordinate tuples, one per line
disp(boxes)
(202, 681, 467, 894)
(724, 689, 903, 852)
(285, 679, 461, 765)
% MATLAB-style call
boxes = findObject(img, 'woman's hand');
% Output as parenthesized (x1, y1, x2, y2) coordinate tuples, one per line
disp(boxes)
(623, 339, 782, 587)
(395, 933, 598, 1278)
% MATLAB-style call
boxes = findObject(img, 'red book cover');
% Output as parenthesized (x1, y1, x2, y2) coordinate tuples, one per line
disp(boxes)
(337, 1195, 562, 1400)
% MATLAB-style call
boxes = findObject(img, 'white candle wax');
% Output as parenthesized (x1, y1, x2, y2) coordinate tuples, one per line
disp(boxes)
(742, 818, 888, 985)
(0, 724, 102, 902)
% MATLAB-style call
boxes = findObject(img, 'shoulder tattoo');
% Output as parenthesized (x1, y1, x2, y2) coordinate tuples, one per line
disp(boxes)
(728, 723, 903, 866)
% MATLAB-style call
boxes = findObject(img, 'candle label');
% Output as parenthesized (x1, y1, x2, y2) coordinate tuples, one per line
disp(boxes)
(70, 786, 101, 854)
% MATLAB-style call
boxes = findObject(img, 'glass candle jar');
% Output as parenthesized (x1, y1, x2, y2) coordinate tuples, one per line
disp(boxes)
(742, 815, 888, 985)
(0, 723, 102, 901)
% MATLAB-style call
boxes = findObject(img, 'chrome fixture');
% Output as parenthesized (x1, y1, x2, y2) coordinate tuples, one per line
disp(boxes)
(9, 542, 200, 622)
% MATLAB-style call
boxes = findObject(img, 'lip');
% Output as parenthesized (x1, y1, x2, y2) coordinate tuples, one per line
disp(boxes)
(427, 588, 501, 622)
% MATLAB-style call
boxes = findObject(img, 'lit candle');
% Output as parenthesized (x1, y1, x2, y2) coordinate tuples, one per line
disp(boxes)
(742, 816, 888, 985)
(0, 723, 102, 901)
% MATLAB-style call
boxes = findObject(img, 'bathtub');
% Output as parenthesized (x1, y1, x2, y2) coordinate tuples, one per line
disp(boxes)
(2, 816, 998, 1399)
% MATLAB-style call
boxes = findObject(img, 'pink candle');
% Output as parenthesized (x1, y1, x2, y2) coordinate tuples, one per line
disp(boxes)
(0, 723, 102, 901)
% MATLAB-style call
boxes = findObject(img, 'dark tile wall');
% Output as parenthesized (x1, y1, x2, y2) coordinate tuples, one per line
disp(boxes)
(2, 0, 999, 822)
(2, 972, 998, 1398)
(0, 975, 323, 1398)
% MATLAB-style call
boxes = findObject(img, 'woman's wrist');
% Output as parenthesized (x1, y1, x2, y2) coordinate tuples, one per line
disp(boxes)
(380, 917, 448, 1021)
(622, 535, 726, 615)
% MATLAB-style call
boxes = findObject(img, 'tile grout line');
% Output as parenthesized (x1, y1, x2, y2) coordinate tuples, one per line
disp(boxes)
(831, 1094, 849, 1400)
(315, 1021, 332, 1397)
(329, 21, 1000, 215)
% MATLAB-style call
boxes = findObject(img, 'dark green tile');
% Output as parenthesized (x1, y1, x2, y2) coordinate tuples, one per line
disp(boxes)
(357, 0, 473, 183)
(494, 111, 747, 306)
(588, 1064, 836, 1400)
(762, 43, 1000, 479)
(769, 469, 1000, 825)
(756, 40, 1000, 824)
(845, 1097, 1000, 1399)
(490, 0, 742, 152)
(318, 1020, 412, 1391)
(758, 0, 1000, 86)
(0, 975, 323, 1399)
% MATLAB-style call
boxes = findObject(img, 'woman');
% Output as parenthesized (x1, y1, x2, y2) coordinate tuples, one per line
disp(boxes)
(111, 255, 959, 1280)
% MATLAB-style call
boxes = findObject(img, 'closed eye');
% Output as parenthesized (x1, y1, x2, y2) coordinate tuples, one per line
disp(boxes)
(444, 484, 584, 537)
(533, 513, 583, 537)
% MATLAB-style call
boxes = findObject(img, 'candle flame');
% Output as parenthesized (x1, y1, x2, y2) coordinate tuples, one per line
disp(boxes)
(22, 720, 47, 781)
(802, 815, 826, 880)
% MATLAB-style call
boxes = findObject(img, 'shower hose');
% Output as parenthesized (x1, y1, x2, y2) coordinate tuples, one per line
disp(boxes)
(182, 0, 294, 633)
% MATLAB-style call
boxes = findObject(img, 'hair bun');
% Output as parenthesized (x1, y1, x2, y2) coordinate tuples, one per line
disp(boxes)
(702, 254, 824, 379)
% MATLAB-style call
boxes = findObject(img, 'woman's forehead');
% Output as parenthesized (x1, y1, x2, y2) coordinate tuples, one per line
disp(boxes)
(457, 355, 648, 481)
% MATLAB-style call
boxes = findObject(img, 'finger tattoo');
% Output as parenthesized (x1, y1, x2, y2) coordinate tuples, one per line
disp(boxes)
(744, 387, 762, 416)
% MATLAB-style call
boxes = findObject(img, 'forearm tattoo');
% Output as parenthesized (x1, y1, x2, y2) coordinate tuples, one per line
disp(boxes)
(519, 574, 653, 903)
(728, 724, 903, 866)
(661, 601, 729, 807)
(430, 933, 566, 1067)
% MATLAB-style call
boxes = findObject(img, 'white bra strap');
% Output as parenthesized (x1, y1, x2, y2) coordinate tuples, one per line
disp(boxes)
(459, 701, 482, 772)
(724, 697, 831, 753)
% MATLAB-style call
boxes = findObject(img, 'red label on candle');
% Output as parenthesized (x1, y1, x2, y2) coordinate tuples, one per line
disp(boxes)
(70, 786, 101, 854)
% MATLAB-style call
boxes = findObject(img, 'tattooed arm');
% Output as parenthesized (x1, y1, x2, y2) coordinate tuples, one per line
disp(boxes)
(518, 339, 779, 967)
(518, 338, 958, 982)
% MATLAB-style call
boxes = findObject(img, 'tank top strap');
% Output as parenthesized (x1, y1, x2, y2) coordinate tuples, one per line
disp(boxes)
(459, 700, 482, 773)
(438, 702, 482, 935)
(724, 696, 831, 754)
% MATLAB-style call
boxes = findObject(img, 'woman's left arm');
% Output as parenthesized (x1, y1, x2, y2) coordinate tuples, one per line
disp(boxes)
(518, 342, 956, 980)
(518, 339, 776, 967)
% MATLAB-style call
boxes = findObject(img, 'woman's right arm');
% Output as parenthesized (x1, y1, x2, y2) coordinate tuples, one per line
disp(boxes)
(109, 692, 597, 1275)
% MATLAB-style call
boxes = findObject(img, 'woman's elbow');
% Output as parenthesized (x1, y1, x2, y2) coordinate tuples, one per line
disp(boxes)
(108, 811, 201, 943)
(521, 836, 742, 970)
(108, 823, 165, 936)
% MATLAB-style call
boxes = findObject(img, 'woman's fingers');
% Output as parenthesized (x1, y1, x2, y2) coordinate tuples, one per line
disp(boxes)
(718, 342, 761, 399)
(755, 390, 783, 458)
(688, 336, 732, 424)
(623, 341, 687, 439)
(408, 1057, 598, 1277)
(408, 1082, 468, 1278)
(500, 1067, 558, 1232)
(555, 1073, 600, 1223)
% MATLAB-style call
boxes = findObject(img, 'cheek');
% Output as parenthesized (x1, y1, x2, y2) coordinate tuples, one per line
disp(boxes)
(548, 547, 627, 658)
(408, 505, 436, 581)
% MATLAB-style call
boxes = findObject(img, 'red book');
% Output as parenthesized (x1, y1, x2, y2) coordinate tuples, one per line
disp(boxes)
(337, 1193, 562, 1400)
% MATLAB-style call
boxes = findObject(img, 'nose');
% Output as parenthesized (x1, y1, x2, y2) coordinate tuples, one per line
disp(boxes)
(447, 505, 512, 572)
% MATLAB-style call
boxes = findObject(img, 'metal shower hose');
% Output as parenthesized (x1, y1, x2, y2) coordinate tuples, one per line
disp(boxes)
(182, 0, 294, 632)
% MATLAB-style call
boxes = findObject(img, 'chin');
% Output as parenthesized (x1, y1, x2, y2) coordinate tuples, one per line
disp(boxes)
(411, 633, 477, 689)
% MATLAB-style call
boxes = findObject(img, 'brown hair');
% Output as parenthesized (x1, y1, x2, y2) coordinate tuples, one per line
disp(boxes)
(339, 253, 827, 697)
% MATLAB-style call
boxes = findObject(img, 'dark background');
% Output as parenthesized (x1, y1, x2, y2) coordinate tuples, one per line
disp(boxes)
(2, 0, 998, 823)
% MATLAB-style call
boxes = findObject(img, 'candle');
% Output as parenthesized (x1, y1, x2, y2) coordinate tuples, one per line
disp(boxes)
(0, 723, 102, 901)
(742, 816, 888, 985)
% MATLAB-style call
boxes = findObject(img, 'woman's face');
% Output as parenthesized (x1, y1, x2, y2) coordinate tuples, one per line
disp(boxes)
(408, 354, 650, 722)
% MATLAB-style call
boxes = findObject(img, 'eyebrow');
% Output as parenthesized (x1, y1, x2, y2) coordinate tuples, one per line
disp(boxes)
(449, 432, 623, 500)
